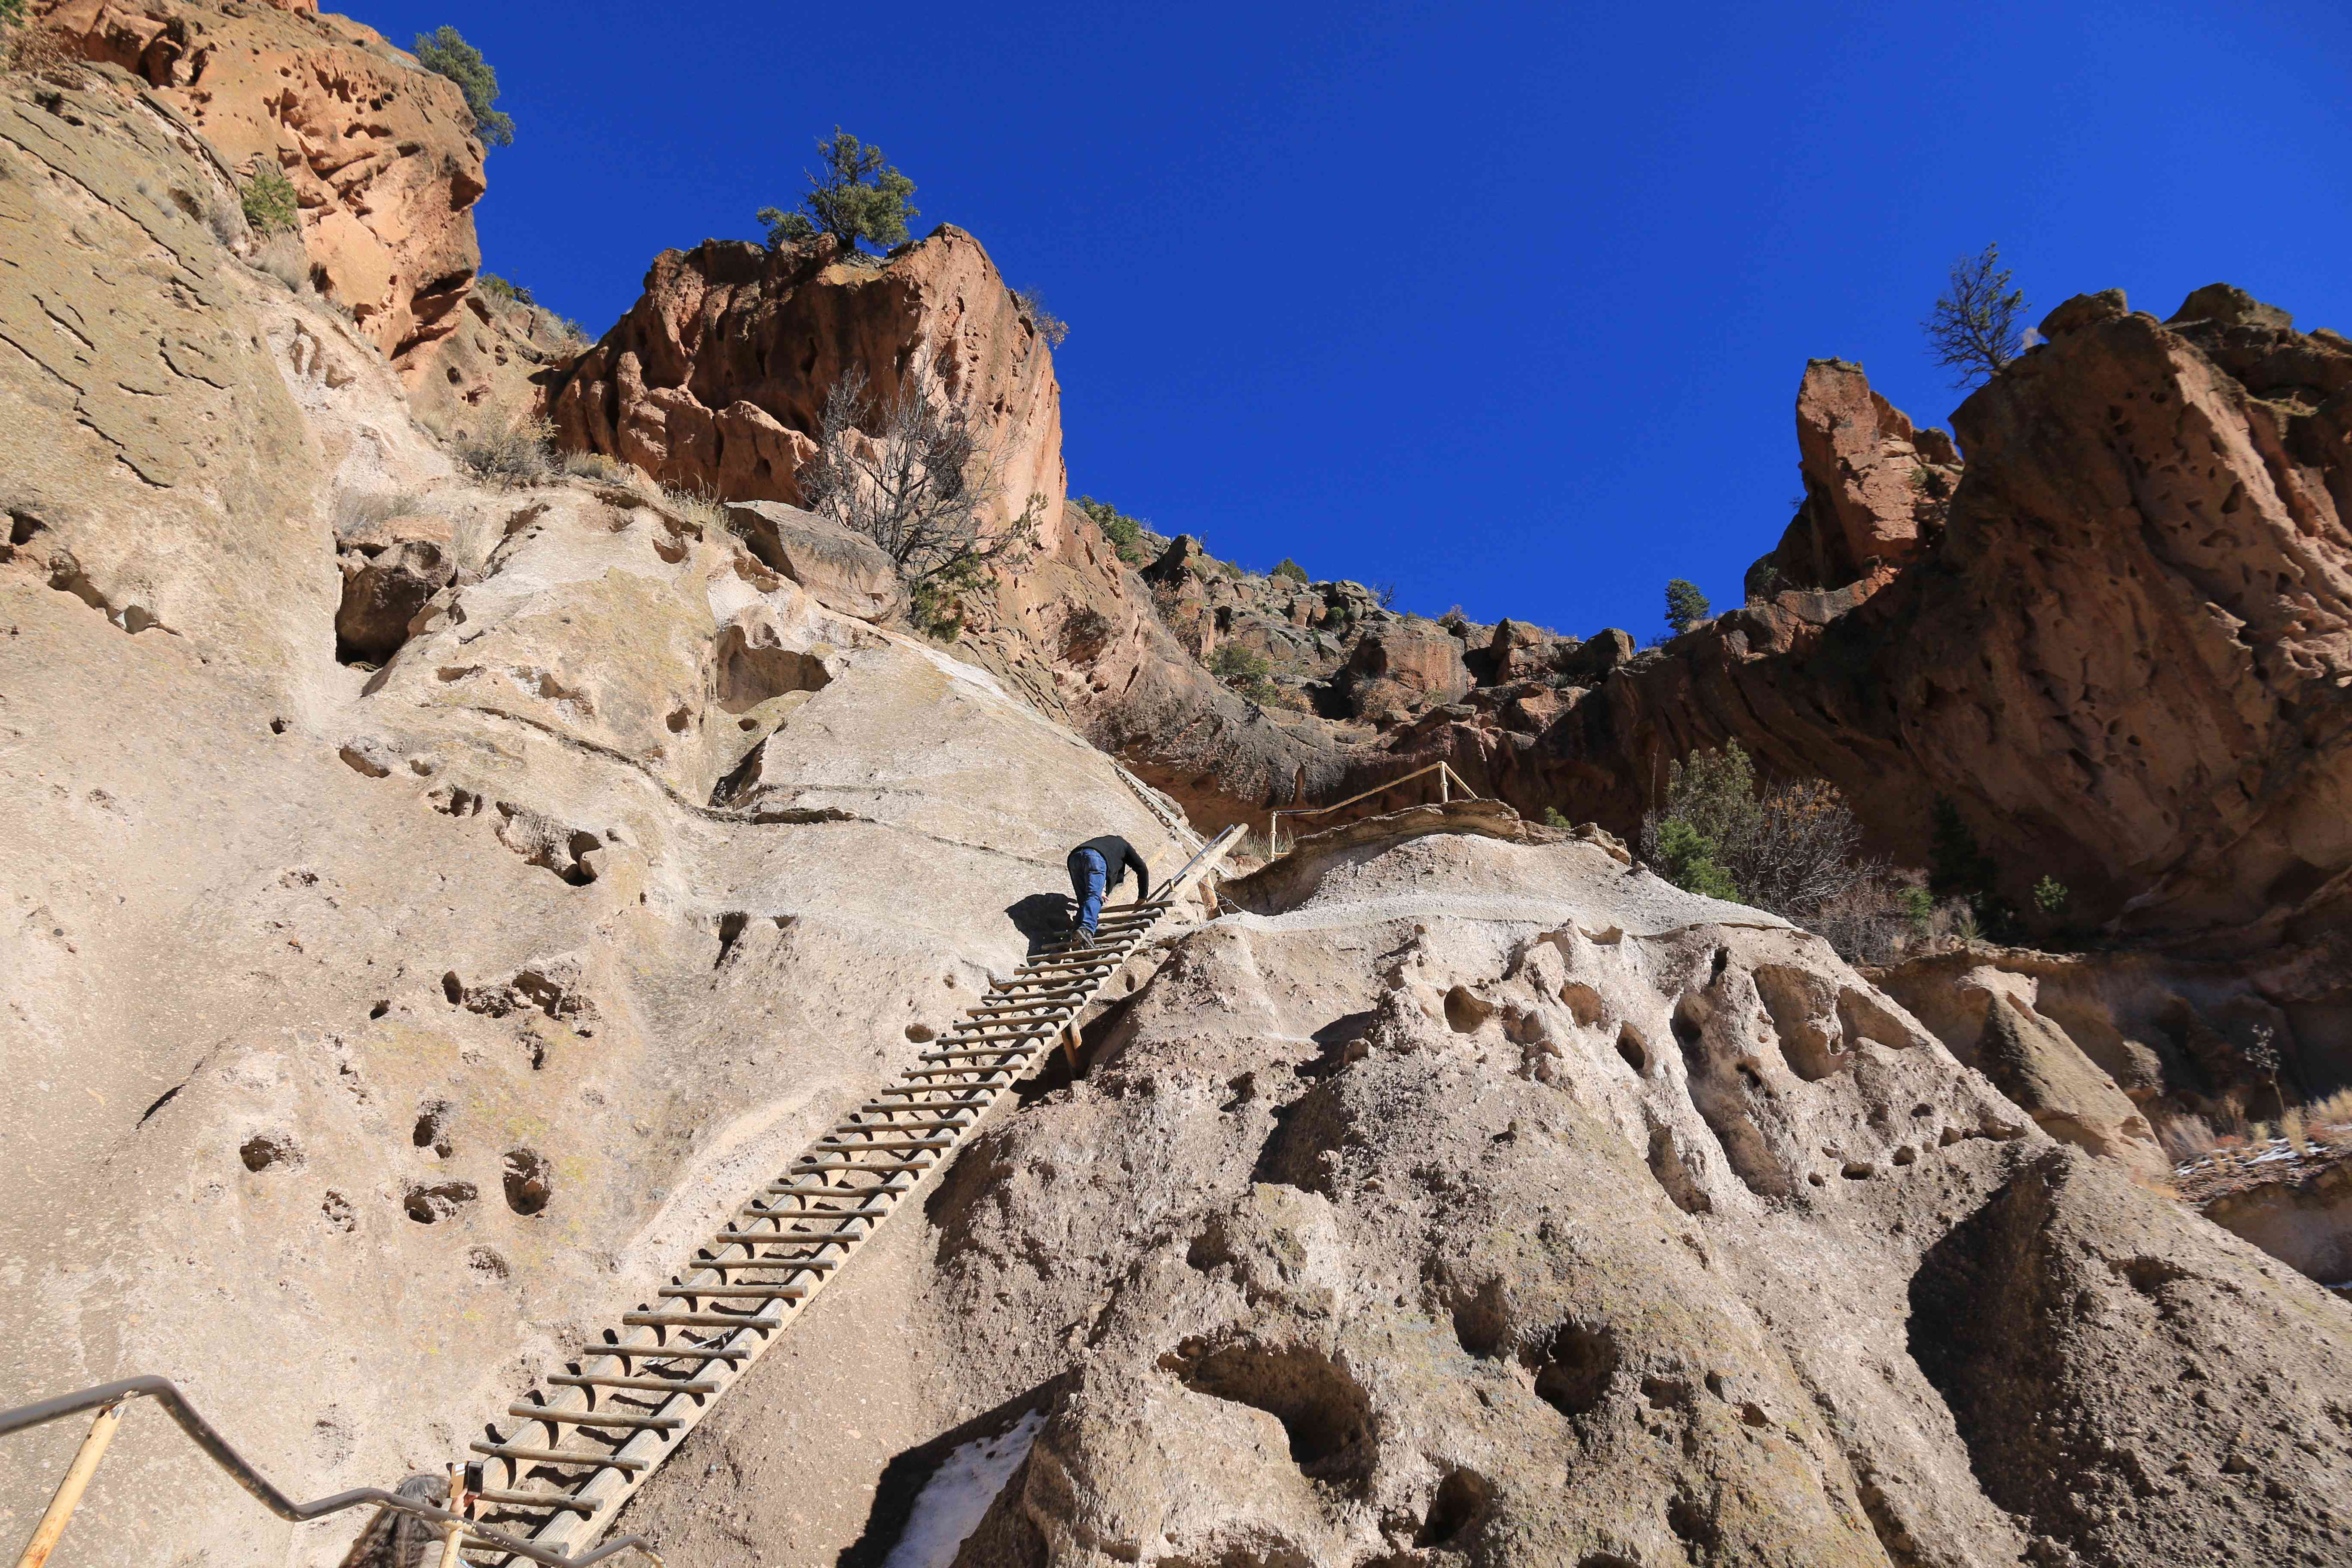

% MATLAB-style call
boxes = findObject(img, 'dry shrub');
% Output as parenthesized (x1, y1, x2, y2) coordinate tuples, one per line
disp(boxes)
(455, 416, 554, 486)
(1803, 864, 1917, 968)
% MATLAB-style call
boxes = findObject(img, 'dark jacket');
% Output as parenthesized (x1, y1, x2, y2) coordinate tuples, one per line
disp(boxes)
(1069, 835, 1152, 900)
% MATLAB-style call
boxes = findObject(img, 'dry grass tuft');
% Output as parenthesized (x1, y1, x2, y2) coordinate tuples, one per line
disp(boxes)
(250, 230, 311, 293)
(2156, 1114, 2217, 1165)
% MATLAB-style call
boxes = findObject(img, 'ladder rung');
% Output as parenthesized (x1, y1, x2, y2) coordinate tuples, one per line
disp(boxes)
(469, 1442, 648, 1473)
(656, 1283, 811, 1299)
(756, 1184, 903, 1200)
(835, 1114, 971, 1131)
(813, 1136, 956, 1153)
(739, 1197, 896, 1220)
(787, 1155, 935, 1172)
(584, 1343, 747, 1362)
(548, 1374, 718, 1394)
(712, 1228, 867, 1245)
(920, 1044, 1035, 1062)
(508, 1404, 683, 1430)
(471, 1488, 597, 1515)
(622, 1311, 780, 1329)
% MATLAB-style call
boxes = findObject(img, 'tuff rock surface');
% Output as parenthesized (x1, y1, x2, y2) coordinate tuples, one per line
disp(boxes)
(615, 812, 2352, 1568)
(36, 0, 489, 374)
(8, 34, 2352, 1568)
(0, 62, 1196, 1563)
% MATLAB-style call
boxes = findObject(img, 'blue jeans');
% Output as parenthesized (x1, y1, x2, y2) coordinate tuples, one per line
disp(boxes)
(1068, 848, 1107, 936)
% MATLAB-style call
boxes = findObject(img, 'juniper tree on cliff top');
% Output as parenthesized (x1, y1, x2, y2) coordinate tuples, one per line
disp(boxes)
(413, 26, 513, 148)
(1664, 578, 1711, 634)
(1923, 242, 2028, 389)
(759, 130, 919, 257)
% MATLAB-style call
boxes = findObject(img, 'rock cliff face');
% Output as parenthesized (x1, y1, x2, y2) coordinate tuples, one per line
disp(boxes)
(37, 0, 489, 373)
(0, 62, 1196, 1562)
(614, 811, 2352, 1568)
(8, 44, 2352, 1568)
(547, 228, 1377, 833)
(1330, 291, 2352, 954)
(552, 229, 1063, 531)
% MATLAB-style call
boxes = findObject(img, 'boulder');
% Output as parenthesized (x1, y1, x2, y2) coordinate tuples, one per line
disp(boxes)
(723, 500, 901, 622)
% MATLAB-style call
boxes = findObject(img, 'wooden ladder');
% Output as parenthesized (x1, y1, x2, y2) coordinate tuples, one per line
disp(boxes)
(448, 825, 1245, 1563)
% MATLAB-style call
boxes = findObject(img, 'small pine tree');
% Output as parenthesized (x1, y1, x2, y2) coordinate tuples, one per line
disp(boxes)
(1664, 578, 1711, 634)
(2032, 876, 2068, 916)
(758, 129, 918, 256)
(0, 0, 24, 30)
(1272, 557, 1308, 584)
(1651, 819, 1740, 901)
(241, 162, 301, 235)
(413, 26, 514, 149)
(477, 273, 534, 306)
(1073, 496, 1148, 565)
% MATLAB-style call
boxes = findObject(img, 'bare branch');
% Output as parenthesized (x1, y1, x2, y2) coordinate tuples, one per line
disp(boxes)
(795, 357, 1039, 637)
(1923, 242, 2028, 391)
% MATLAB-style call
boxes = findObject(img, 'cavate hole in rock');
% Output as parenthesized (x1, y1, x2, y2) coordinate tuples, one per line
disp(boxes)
(334, 537, 452, 665)
(1444, 986, 1494, 1034)
(468, 1246, 511, 1281)
(1175, 1342, 1373, 1486)
(1752, 965, 1846, 1081)
(1645, 1121, 1712, 1215)
(1671, 995, 1707, 1064)
(1526, 1321, 1620, 1419)
(714, 625, 830, 714)
(1667, 1494, 1723, 1554)
(714, 910, 750, 968)
(1559, 980, 1605, 1028)
(1416, 1469, 1493, 1548)
(368, 999, 390, 1020)
(404, 1181, 477, 1224)
(1617, 1023, 1650, 1076)
(412, 1100, 454, 1160)
(240, 1132, 300, 1171)
(502, 1148, 553, 1216)
(1449, 1279, 1508, 1359)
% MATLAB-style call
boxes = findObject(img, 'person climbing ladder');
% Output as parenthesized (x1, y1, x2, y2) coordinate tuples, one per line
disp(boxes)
(1065, 834, 1152, 940)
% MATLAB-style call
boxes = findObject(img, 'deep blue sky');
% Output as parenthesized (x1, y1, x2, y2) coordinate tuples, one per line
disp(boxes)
(353, 0, 2352, 636)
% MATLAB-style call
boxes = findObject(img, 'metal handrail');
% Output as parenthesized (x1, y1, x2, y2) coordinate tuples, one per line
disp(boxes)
(0, 1377, 660, 1567)
(1267, 761, 1477, 855)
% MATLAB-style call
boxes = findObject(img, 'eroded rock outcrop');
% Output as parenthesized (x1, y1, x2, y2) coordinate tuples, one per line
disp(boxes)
(0, 64, 1199, 1562)
(1381, 294, 2352, 955)
(614, 812, 2352, 1568)
(38, 0, 489, 368)
(548, 228, 1376, 832)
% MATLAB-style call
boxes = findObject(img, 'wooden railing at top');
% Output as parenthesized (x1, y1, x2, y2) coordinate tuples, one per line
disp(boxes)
(1267, 761, 1478, 856)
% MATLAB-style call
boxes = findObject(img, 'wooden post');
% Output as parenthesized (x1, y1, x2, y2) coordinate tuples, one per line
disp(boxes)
(436, 1462, 467, 1568)
(14, 1400, 126, 1568)
(1060, 1020, 1081, 1074)
(1439, 766, 1450, 804)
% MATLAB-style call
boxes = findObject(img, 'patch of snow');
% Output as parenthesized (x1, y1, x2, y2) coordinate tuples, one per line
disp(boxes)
(882, 1409, 1044, 1568)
